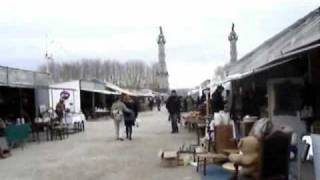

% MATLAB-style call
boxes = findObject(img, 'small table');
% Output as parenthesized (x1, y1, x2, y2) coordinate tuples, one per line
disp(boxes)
(196, 153, 228, 176)
(222, 149, 240, 155)
(193, 146, 207, 162)
(32, 122, 51, 142)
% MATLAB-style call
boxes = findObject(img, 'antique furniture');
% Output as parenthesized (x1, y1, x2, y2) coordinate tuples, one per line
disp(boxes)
(195, 124, 237, 176)
(231, 131, 291, 180)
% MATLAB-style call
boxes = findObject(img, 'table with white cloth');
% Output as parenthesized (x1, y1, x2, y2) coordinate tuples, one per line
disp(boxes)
(63, 113, 86, 132)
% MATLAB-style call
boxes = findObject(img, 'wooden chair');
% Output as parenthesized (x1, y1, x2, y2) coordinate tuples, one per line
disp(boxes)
(49, 118, 68, 140)
(214, 124, 238, 153)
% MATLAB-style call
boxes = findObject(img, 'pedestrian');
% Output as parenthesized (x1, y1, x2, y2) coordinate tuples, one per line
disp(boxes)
(211, 85, 225, 113)
(55, 99, 65, 123)
(111, 96, 132, 141)
(183, 97, 188, 112)
(148, 97, 154, 111)
(122, 94, 138, 140)
(156, 96, 161, 111)
(166, 90, 181, 133)
(0, 118, 11, 159)
(186, 96, 194, 111)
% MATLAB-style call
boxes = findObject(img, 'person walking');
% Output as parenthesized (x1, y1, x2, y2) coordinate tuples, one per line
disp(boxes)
(166, 90, 181, 133)
(211, 85, 225, 113)
(186, 96, 194, 111)
(0, 119, 11, 159)
(122, 94, 138, 140)
(111, 96, 132, 141)
(148, 97, 154, 111)
(55, 99, 65, 123)
(156, 96, 161, 111)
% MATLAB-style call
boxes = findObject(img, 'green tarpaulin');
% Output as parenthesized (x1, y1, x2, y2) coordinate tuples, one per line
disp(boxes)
(4, 123, 31, 144)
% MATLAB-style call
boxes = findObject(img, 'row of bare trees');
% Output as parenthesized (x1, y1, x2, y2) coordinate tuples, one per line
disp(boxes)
(38, 59, 160, 89)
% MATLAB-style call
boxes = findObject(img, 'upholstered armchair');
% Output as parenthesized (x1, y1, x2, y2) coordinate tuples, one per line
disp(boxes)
(230, 131, 291, 180)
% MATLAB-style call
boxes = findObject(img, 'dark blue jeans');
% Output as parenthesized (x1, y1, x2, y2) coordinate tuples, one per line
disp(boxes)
(170, 113, 179, 132)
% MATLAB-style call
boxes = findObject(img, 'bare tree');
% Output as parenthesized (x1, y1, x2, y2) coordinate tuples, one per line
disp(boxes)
(39, 59, 160, 90)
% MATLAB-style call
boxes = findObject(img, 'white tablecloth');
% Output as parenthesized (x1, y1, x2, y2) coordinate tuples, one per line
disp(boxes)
(63, 113, 86, 124)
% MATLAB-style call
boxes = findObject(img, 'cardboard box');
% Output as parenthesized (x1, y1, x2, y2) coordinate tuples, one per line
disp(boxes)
(160, 150, 178, 167)
(159, 150, 194, 167)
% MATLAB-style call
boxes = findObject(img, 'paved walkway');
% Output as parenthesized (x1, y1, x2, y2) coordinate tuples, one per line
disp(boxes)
(0, 109, 200, 180)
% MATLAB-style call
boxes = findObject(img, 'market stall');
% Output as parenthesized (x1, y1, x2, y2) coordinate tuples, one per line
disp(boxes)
(105, 82, 156, 111)
(50, 80, 120, 120)
(0, 66, 50, 124)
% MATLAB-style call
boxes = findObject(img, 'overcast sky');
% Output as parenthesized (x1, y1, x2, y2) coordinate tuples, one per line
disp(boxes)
(0, 0, 319, 88)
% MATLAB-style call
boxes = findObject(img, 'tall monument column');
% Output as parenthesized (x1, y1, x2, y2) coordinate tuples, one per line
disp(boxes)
(156, 26, 169, 93)
(228, 23, 238, 63)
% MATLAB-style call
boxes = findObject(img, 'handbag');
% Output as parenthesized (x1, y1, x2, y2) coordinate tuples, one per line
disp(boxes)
(135, 118, 142, 127)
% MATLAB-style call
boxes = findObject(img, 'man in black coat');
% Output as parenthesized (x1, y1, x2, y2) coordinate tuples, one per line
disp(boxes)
(166, 90, 181, 133)
(211, 85, 224, 113)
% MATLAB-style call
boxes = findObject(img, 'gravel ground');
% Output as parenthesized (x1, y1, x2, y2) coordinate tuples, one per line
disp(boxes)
(0, 109, 200, 180)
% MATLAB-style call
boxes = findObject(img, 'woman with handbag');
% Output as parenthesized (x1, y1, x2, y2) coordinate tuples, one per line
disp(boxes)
(122, 94, 139, 140)
(111, 96, 132, 141)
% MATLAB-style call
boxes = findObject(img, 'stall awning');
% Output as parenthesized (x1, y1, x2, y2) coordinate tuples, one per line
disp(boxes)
(81, 88, 120, 95)
(0, 66, 50, 88)
(105, 82, 140, 97)
(225, 42, 320, 82)
(256, 42, 320, 73)
(223, 71, 253, 83)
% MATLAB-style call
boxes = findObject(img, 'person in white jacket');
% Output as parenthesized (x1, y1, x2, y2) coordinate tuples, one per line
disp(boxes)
(111, 96, 132, 141)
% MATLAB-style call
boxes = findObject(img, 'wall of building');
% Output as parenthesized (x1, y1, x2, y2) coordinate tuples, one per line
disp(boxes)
(49, 81, 81, 113)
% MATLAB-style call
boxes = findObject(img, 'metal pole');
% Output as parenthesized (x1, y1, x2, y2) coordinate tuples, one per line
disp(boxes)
(73, 90, 75, 112)
(50, 88, 53, 110)
(92, 92, 95, 118)
(19, 88, 22, 118)
(34, 88, 38, 118)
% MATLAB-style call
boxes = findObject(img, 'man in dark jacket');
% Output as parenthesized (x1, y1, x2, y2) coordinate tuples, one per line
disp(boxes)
(166, 90, 181, 133)
(211, 85, 225, 113)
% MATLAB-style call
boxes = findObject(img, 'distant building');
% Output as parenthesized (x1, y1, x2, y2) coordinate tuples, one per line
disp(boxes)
(156, 26, 169, 93)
